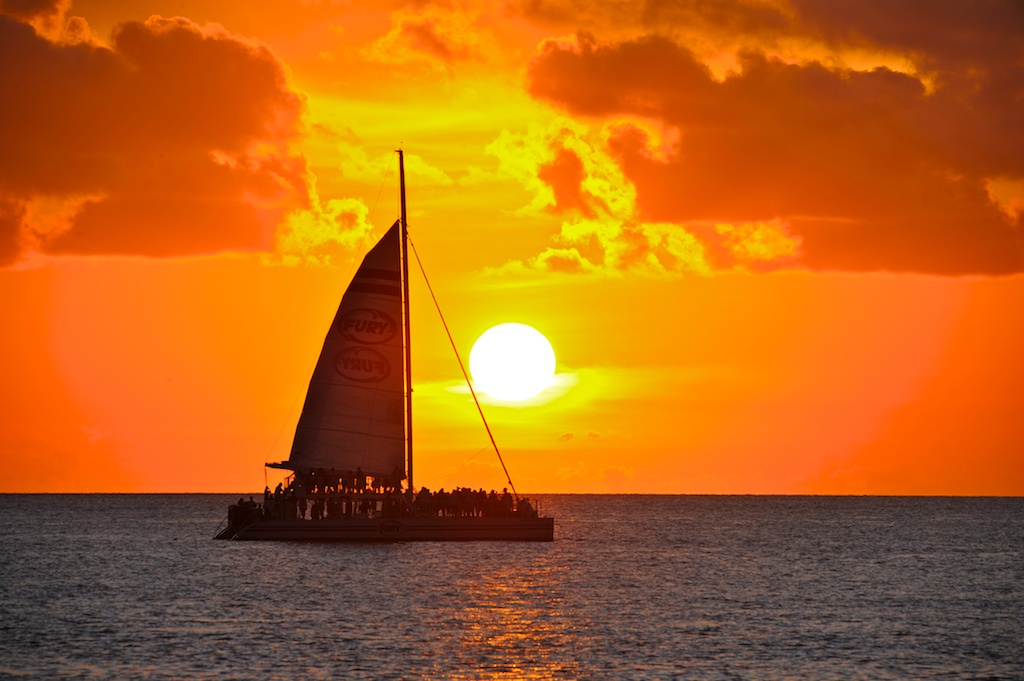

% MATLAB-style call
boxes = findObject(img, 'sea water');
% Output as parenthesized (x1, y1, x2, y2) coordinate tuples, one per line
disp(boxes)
(0, 495, 1021, 679)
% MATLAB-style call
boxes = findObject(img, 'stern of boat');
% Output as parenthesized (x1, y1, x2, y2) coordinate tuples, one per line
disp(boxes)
(213, 500, 262, 540)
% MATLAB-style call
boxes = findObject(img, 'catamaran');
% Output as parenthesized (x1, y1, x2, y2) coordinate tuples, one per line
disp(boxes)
(215, 151, 554, 541)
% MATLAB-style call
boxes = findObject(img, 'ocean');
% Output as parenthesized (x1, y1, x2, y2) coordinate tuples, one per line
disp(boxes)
(0, 495, 1021, 679)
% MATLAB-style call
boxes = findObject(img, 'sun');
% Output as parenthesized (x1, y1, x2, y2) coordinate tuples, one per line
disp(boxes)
(469, 323, 556, 401)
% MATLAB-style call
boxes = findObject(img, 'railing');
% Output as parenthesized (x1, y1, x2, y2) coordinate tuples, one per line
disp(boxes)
(212, 516, 228, 539)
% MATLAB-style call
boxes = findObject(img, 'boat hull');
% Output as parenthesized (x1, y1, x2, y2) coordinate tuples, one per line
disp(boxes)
(216, 516, 554, 542)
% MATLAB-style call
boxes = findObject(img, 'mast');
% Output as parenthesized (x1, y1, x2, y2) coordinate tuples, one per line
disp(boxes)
(399, 149, 413, 491)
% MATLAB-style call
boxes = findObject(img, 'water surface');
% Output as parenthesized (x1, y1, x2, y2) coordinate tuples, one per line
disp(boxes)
(1, 495, 1021, 679)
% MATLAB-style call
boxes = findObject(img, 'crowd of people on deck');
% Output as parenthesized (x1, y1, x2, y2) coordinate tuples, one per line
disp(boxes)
(227, 465, 537, 526)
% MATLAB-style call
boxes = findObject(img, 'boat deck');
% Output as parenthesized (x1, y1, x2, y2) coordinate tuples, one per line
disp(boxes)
(216, 514, 554, 542)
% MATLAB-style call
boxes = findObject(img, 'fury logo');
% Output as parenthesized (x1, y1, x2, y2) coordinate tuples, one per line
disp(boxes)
(334, 346, 391, 382)
(338, 308, 398, 345)
(378, 520, 403, 535)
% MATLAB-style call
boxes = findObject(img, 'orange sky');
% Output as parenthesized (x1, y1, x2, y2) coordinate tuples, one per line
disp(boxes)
(1, 0, 1022, 494)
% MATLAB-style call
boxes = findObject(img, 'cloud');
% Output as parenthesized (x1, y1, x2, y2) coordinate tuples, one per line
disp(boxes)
(527, 30, 1024, 275)
(0, 0, 70, 38)
(510, 0, 790, 36)
(0, 12, 307, 264)
(532, 247, 595, 274)
(538, 147, 598, 217)
(486, 118, 798, 275)
(0, 195, 25, 266)
(512, 0, 1024, 81)
(333, 142, 455, 187)
(271, 174, 375, 267)
(365, 3, 498, 68)
(549, 459, 635, 492)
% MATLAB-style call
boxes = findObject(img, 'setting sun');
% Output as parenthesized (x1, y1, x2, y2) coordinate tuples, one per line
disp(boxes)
(469, 323, 556, 402)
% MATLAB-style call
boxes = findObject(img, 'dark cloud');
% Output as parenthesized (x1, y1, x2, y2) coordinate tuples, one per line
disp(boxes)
(789, 0, 1024, 73)
(0, 196, 25, 266)
(400, 18, 469, 63)
(537, 148, 599, 217)
(0, 0, 67, 35)
(50, 195, 264, 257)
(0, 0, 65, 21)
(510, 0, 786, 37)
(0, 12, 307, 263)
(369, 4, 494, 68)
(527, 30, 1024, 275)
(512, 0, 1024, 70)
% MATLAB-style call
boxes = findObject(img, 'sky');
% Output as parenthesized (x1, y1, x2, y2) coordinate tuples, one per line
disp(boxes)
(1, 0, 1022, 494)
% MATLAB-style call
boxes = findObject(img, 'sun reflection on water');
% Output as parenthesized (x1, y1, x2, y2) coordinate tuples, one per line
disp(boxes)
(425, 560, 580, 680)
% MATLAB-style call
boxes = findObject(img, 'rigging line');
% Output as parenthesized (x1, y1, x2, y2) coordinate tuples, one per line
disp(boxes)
(263, 389, 301, 468)
(369, 152, 395, 227)
(408, 236, 520, 501)
(341, 153, 396, 291)
(263, 352, 317, 470)
(424, 445, 492, 489)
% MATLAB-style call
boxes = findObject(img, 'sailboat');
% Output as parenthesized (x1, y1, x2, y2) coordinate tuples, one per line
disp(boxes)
(215, 151, 554, 541)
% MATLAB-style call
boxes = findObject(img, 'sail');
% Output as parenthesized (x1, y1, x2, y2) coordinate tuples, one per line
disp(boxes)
(285, 221, 407, 479)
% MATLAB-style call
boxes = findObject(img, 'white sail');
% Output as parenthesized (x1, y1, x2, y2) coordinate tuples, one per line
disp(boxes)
(285, 221, 407, 479)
